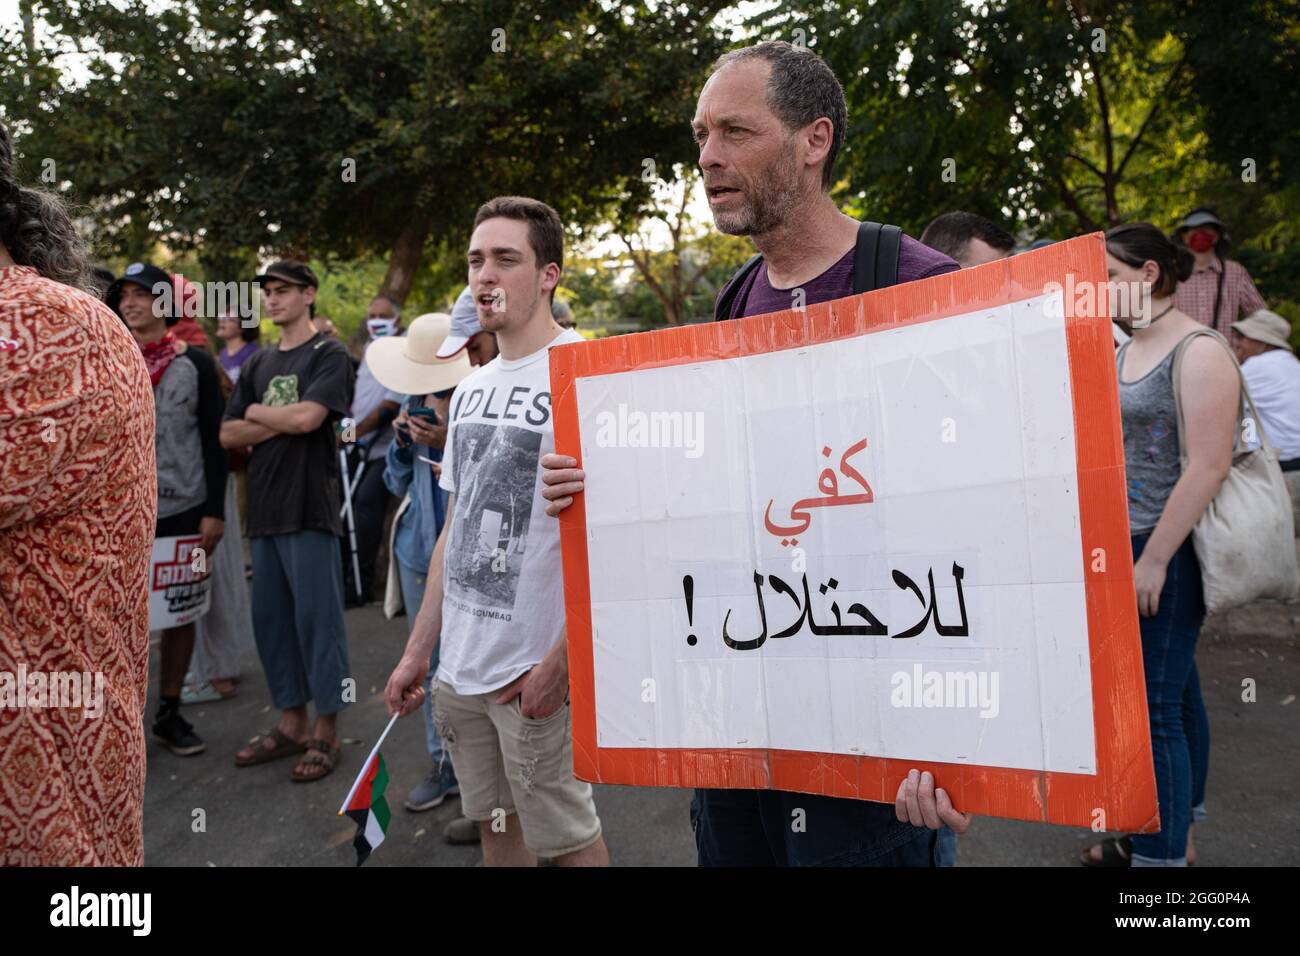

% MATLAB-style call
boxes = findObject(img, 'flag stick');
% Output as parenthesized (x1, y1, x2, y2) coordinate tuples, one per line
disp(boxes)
(338, 711, 401, 815)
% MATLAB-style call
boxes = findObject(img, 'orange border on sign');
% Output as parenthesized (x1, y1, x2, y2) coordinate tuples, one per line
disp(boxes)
(549, 234, 1157, 831)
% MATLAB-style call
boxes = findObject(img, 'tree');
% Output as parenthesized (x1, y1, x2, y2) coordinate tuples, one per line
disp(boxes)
(754, 0, 1299, 241)
(610, 168, 753, 326)
(0, 0, 732, 302)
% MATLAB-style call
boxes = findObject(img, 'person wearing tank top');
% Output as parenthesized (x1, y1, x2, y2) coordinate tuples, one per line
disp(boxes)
(1079, 225, 1241, 868)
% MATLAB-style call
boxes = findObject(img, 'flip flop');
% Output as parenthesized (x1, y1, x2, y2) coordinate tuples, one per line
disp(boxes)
(235, 727, 308, 767)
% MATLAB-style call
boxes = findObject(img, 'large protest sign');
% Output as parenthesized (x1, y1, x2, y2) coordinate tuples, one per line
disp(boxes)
(147, 535, 212, 630)
(549, 234, 1157, 830)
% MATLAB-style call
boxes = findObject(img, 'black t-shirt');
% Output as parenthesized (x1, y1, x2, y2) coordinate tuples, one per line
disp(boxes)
(224, 332, 355, 537)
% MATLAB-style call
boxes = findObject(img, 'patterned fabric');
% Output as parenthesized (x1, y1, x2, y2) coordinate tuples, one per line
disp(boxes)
(0, 265, 156, 866)
(1173, 257, 1267, 338)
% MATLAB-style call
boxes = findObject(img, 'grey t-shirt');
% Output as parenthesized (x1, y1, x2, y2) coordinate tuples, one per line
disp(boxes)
(353, 342, 401, 461)
(1117, 340, 1182, 534)
(154, 346, 227, 521)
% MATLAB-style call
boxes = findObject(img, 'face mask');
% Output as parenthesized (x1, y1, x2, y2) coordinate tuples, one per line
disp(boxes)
(367, 318, 397, 338)
(1186, 229, 1217, 253)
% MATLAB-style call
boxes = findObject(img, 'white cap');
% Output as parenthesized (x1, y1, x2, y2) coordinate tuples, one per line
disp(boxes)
(435, 286, 484, 359)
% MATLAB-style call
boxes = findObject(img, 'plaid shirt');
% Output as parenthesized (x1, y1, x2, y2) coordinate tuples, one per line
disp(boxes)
(1173, 257, 1267, 338)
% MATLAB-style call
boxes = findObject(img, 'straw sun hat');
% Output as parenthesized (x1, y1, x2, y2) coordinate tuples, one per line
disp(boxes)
(366, 312, 474, 396)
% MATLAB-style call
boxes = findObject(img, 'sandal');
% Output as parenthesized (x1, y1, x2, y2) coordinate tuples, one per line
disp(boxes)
(234, 727, 308, 767)
(1080, 835, 1132, 867)
(291, 738, 340, 783)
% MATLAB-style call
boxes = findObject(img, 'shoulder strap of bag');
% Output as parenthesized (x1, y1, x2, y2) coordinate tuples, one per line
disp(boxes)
(1171, 327, 1272, 466)
(713, 221, 904, 321)
(1212, 256, 1226, 329)
(713, 253, 763, 322)
(852, 221, 902, 294)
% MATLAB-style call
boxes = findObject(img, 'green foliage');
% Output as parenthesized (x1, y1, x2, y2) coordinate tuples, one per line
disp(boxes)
(755, 0, 1299, 262)
(599, 166, 754, 328)
(309, 258, 390, 342)
(4, 0, 1298, 320)
(1, 0, 731, 290)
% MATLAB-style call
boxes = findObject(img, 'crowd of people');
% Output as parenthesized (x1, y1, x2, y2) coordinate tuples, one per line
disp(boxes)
(2, 38, 1296, 868)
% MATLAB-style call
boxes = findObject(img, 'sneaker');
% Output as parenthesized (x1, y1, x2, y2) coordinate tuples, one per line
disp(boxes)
(181, 681, 224, 705)
(405, 768, 459, 812)
(152, 710, 206, 756)
(443, 815, 481, 845)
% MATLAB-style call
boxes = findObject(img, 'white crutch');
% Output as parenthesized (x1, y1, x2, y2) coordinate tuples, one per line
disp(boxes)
(338, 447, 367, 602)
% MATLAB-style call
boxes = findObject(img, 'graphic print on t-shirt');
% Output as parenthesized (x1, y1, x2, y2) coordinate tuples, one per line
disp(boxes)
(445, 422, 542, 616)
(263, 374, 299, 406)
(433, 328, 580, 694)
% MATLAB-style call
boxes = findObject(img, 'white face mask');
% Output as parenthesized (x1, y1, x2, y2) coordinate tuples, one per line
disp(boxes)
(367, 318, 398, 338)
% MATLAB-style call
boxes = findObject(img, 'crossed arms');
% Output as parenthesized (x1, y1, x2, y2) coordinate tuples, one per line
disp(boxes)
(219, 401, 331, 448)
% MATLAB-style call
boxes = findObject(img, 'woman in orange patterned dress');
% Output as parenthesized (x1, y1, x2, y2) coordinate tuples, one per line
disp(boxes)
(0, 121, 156, 865)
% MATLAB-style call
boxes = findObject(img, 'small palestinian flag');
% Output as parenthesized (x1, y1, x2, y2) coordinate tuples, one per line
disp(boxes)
(342, 751, 390, 866)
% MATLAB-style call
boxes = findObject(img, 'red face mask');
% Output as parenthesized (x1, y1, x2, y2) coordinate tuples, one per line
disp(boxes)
(1186, 228, 1217, 253)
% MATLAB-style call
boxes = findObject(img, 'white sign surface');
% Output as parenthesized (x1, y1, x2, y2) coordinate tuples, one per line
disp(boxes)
(147, 535, 212, 630)
(574, 292, 1096, 774)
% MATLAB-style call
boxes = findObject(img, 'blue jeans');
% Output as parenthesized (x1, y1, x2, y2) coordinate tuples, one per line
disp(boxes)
(250, 531, 351, 715)
(397, 560, 454, 781)
(691, 787, 953, 866)
(1186, 661, 1210, 824)
(1129, 531, 1208, 866)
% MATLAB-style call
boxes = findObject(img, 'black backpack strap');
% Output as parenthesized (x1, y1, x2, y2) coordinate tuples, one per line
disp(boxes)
(716, 220, 902, 320)
(1212, 256, 1226, 329)
(876, 222, 901, 289)
(853, 220, 902, 294)
(713, 252, 764, 322)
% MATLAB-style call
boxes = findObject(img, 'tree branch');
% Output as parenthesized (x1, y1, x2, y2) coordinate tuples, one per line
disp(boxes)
(1114, 57, 1187, 181)
(1053, 168, 1099, 233)
(619, 233, 669, 309)
(1069, 0, 1117, 222)
(1065, 151, 1106, 181)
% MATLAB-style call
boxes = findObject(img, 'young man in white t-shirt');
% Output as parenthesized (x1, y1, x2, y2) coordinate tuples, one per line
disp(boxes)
(384, 196, 607, 866)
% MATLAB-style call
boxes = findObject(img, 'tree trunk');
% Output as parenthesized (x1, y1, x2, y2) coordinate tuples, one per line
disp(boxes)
(20, 0, 35, 84)
(380, 216, 431, 305)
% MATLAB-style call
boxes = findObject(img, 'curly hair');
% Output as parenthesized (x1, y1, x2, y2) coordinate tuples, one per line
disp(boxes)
(0, 120, 93, 291)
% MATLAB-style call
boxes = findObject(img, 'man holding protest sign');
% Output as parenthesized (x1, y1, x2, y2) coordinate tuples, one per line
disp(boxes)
(542, 42, 970, 866)
(384, 197, 609, 866)
(109, 262, 227, 757)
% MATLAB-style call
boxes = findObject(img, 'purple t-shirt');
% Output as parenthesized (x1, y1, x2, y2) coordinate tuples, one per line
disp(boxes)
(218, 341, 260, 385)
(720, 234, 958, 321)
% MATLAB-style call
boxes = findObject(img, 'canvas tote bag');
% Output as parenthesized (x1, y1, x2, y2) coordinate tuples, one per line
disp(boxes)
(1171, 328, 1299, 613)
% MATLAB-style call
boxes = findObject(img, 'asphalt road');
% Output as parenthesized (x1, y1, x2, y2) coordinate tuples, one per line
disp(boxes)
(142, 604, 1298, 866)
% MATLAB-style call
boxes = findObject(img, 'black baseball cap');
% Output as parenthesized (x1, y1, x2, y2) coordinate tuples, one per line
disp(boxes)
(106, 262, 179, 325)
(254, 260, 319, 289)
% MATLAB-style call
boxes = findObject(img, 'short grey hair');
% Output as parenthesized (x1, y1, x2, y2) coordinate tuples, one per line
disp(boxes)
(371, 293, 401, 319)
(711, 41, 848, 191)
